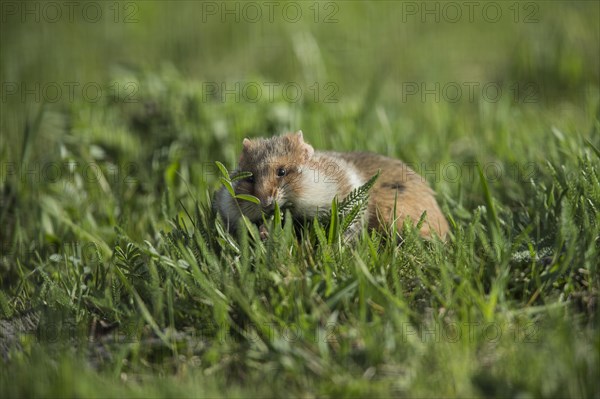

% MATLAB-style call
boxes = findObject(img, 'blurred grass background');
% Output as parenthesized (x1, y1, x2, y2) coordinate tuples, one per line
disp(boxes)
(1, 0, 599, 397)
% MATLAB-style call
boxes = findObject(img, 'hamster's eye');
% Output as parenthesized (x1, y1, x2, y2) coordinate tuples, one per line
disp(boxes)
(276, 167, 286, 177)
(246, 175, 255, 184)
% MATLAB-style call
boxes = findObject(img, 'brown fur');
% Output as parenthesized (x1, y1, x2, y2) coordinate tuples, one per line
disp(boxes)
(334, 152, 449, 238)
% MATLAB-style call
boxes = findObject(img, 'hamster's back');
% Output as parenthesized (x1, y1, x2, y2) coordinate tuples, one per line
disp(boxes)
(327, 151, 449, 238)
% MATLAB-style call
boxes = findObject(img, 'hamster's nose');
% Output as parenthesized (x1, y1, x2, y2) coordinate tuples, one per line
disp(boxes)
(261, 196, 274, 211)
(261, 196, 273, 208)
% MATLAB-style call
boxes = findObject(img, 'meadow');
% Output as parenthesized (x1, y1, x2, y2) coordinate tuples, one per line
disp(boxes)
(0, 1, 598, 397)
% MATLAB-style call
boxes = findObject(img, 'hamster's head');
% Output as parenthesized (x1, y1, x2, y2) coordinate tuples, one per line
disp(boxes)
(233, 130, 314, 220)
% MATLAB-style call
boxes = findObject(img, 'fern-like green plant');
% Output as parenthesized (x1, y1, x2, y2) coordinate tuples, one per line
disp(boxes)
(320, 171, 380, 244)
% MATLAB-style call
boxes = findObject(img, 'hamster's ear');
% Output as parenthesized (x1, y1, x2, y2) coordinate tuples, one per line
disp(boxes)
(240, 138, 252, 162)
(242, 138, 252, 150)
(293, 130, 313, 159)
(302, 141, 314, 160)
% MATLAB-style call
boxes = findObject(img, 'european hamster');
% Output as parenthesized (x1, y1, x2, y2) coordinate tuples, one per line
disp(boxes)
(214, 131, 449, 239)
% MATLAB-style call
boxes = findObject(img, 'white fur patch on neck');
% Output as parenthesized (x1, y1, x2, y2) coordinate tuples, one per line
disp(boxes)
(291, 155, 364, 218)
(345, 166, 363, 192)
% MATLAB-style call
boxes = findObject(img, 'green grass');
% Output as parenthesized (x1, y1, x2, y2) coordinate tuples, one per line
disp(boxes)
(1, 1, 599, 397)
